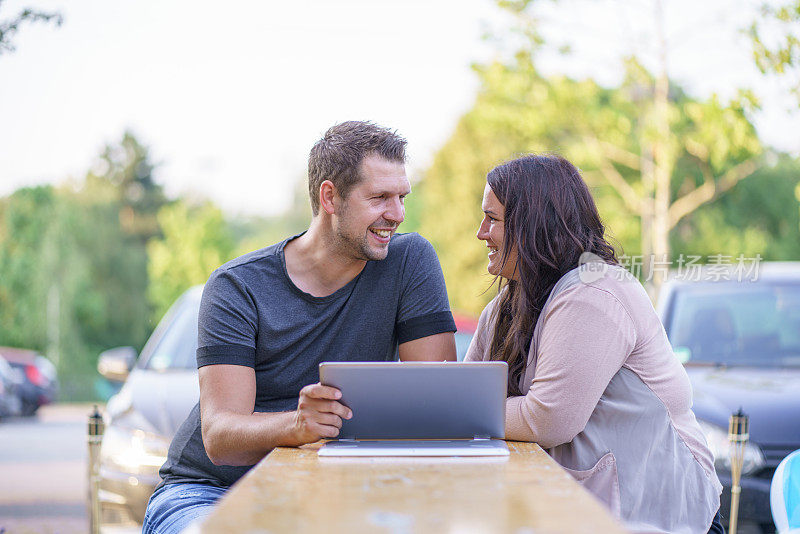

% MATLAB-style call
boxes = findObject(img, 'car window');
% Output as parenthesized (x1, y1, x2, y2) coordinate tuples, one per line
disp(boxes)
(667, 283, 800, 367)
(141, 292, 201, 371)
(455, 332, 473, 361)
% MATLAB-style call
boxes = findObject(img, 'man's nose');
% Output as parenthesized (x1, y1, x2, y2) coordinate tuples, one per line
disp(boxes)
(385, 197, 404, 224)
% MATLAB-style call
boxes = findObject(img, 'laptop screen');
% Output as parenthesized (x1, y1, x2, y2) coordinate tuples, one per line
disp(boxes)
(319, 362, 507, 440)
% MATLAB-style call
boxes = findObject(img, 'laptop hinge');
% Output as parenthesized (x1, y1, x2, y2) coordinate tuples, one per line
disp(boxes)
(339, 437, 357, 442)
(473, 435, 491, 441)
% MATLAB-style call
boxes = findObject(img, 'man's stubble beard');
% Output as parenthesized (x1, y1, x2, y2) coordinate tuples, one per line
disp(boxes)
(333, 207, 388, 262)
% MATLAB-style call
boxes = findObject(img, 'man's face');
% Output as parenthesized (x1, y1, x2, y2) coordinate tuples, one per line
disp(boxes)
(333, 154, 410, 261)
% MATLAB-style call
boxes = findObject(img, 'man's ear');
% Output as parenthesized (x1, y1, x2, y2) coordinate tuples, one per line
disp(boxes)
(319, 180, 338, 215)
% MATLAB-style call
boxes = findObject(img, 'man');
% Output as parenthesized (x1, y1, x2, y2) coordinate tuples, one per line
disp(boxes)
(143, 121, 457, 533)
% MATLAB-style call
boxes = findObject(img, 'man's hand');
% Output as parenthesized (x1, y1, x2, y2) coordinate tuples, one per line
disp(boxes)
(288, 383, 353, 445)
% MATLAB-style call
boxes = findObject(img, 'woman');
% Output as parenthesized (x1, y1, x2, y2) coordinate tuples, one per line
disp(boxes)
(465, 154, 724, 533)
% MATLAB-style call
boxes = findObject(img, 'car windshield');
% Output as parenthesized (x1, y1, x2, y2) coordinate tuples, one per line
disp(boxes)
(141, 292, 201, 371)
(455, 332, 473, 361)
(666, 282, 800, 367)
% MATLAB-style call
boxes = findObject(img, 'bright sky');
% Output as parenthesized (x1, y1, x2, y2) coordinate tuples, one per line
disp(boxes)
(2, 0, 796, 217)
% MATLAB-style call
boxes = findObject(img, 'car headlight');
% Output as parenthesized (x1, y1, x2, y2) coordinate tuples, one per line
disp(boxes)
(697, 419, 765, 476)
(100, 424, 170, 475)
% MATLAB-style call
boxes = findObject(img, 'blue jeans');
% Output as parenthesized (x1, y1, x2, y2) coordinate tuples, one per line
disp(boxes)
(708, 509, 726, 534)
(142, 483, 227, 534)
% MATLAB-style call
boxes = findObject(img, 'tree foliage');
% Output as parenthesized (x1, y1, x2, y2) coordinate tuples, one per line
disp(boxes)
(147, 201, 235, 319)
(0, 129, 314, 400)
(0, 0, 62, 55)
(415, 0, 792, 313)
(420, 51, 791, 314)
(230, 177, 311, 257)
(750, 0, 800, 105)
(672, 155, 800, 258)
(0, 183, 153, 399)
(0, 133, 164, 399)
(85, 131, 168, 244)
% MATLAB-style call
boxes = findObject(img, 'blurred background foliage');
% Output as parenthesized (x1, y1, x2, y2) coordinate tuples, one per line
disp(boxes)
(1, 0, 799, 400)
(421, 0, 800, 314)
(0, 132, 311, 400)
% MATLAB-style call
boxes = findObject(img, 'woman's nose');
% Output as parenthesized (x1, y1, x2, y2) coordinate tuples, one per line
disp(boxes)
(476, 219, 489, 240)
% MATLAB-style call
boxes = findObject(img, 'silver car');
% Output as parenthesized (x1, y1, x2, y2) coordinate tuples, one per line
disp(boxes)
(97, 287, 202, 528)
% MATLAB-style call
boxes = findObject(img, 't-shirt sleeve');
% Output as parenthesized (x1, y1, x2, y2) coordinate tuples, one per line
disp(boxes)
(395, 235, 456, 344)
(196, 268, 258, 368)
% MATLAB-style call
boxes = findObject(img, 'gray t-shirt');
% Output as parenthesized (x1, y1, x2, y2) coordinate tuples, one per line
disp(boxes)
(159, 232, 455, 488)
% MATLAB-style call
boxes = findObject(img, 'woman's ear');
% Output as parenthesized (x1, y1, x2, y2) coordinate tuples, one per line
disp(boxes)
(319, 180, 337, 215)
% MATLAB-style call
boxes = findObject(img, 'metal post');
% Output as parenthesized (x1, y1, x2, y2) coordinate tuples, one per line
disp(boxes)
(728, 408, 749, 534)
(88, 405, 104, 534)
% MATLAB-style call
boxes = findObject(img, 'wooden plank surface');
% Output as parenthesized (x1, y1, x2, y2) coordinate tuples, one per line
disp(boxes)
(199, 441, 627, 533)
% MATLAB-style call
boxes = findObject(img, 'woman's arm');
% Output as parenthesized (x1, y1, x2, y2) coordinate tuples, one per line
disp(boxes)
(506, 285, 636, 447)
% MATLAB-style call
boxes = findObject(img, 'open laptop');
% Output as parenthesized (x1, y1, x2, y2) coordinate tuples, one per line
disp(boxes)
(317, 361, 509, 457)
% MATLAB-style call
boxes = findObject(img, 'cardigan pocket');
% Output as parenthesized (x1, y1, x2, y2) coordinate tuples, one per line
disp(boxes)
(560, 451, 621, 518)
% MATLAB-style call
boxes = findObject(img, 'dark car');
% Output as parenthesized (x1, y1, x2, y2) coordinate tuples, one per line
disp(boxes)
(0, 354, 24, 418)
(454, 313, 479, 361)
(658, 263, 800, 534)
(95, 285, 479, 529)
(0, 347, 58, 416)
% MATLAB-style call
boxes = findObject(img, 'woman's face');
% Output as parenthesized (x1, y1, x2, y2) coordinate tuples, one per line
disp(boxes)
(477, 183, 519, 281)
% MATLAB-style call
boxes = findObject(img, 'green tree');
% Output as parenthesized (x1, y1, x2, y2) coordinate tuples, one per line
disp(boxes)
(0, 0, 62, 55)
(0, 186, 110, 399)
(65, 188, 152, 351)
(0, 186, 60, 351)
(74, 132, 160, 354)
(491, 0, 767, 290)
(750, 0, 800, 105)
(85, 131, 168, 244)
(147, 201, 236, 318)
(418, 0, 785, 313)
(231, 177, 311, 257)
(0, 132, 163, 400)
(420, 55, 778, 314)
(673, 155, 800, 259)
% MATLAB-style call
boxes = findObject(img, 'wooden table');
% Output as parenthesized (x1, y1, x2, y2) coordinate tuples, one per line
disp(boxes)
(199, 441, 627, 533)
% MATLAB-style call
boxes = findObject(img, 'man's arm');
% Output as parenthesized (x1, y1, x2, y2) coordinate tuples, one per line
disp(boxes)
(199, 364, 351, 466)
(201, 333, 453, 466)
(398, 332, 456, 361)
(196, 270, 352, 466)
(395, 236, 458, 361)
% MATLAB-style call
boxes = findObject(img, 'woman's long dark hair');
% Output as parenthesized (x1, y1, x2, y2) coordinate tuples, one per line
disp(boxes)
(487, 154, 618, 396)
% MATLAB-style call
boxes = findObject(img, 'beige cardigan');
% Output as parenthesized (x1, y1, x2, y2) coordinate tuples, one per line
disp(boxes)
(466, 264, 722, 533)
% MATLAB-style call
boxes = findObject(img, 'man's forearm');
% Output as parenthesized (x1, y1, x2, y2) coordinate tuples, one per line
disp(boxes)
(202, 410, 296, 466)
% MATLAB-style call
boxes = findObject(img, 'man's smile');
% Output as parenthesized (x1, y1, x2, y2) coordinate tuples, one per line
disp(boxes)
(369, 227, 394, 243)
